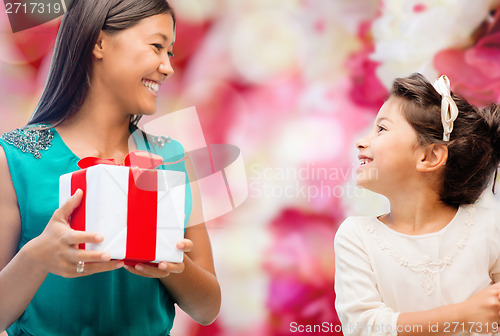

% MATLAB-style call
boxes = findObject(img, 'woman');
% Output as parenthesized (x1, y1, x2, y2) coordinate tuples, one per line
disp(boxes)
(0, 0, 221, 335)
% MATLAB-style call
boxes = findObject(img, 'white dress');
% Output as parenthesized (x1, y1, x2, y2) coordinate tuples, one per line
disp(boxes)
(334, 203, 500, 336)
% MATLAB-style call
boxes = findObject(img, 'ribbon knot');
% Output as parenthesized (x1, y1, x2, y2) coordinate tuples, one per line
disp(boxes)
(78, 150, 164, 169)
(433, 75, 459, 141)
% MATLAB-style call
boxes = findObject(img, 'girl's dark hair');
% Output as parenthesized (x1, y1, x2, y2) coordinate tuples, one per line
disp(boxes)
(28, 0, 175, 127)
(391, 73, 500, 207)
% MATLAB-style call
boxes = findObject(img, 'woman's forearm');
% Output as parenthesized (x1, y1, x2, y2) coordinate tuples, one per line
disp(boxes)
(160, 254, 221, 325)
(0, 240, 48, 331)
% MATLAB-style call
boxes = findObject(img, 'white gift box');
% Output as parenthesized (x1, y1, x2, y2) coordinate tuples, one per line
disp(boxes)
(59, 164, 186, 263)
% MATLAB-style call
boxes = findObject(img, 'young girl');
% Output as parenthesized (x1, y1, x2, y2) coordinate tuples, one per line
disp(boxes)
(0, 0, 220, 335)
(335, 73, 500, 335)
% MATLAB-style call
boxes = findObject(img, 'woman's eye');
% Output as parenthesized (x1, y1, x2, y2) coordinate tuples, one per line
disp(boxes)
(167, 51, 175, 58)
(152, 43, 165, 51)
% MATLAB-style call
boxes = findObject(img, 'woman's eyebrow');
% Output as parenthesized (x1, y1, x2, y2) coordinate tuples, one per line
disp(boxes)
(148, 32, 168, 41)
(148, 32, 175, 46)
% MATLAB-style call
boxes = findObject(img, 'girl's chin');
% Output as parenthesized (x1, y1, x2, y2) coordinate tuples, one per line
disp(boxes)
(355, 173, 370, 186)
(355, 180, 368, 189)
(355, 179, 377, 192)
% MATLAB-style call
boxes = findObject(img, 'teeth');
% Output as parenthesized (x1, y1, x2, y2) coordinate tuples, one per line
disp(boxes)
(360, 158, 371, 165)
(142, 79, 160, 93)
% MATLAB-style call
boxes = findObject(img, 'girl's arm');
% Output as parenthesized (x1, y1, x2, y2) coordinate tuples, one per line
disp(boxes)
(334, 218, 500, 336)
(0, 146, 122, 331)
(334, 218, 400, 336)
(397, 285, 500, 335)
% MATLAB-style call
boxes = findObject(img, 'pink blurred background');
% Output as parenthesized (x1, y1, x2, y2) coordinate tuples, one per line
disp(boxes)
(2, 0, 500, 335)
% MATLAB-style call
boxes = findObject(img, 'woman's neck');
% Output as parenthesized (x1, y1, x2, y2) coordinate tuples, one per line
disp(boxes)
(380, 190, 459, 235)
(56, 96, 135, 161)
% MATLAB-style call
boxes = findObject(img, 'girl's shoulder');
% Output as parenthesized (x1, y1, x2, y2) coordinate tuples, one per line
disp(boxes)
(335, 215, 379, 243)
(473, 199, 500, 231)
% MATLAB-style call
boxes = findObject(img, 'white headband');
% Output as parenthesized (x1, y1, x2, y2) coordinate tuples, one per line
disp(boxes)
(432, 75, 459, 141)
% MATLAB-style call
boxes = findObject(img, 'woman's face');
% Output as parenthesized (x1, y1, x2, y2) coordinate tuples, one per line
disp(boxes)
(355, 97, 423, 196)
(93, 13, 175, 116)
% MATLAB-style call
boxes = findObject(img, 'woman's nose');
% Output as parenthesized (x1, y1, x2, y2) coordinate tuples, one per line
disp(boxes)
(159, 57, 174, 78)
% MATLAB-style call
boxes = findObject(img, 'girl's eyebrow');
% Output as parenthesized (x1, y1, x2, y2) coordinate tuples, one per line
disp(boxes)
(375, 117, 393, 123)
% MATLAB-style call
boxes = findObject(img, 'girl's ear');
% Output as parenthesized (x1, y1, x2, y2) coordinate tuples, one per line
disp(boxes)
(93, 31, 106, 60)
(416, 144, 448, 172)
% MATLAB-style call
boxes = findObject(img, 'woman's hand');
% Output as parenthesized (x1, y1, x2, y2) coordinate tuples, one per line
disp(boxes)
(123, 239, 193, 278)
(28, 189, 123, 278)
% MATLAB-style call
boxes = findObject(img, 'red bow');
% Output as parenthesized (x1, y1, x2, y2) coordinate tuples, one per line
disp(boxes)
(78, 151, 164, 170)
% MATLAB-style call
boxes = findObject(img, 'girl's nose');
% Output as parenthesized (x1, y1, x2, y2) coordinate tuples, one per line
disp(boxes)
(356, 136, 368, 149)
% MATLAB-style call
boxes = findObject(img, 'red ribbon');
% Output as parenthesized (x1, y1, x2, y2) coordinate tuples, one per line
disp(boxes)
(78, 150, 164, 170)
(70, 151, 168, 262)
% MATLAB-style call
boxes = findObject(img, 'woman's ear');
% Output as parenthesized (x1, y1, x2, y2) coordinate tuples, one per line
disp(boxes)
(93, 31, 106, 60)
(416, 144, 448, 172)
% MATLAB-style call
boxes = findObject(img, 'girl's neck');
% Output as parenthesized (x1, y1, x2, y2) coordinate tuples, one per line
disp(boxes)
(380, 192, 459, 235)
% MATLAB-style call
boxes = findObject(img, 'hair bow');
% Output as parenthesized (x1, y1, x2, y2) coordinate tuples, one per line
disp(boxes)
(432, 75, 459, 141)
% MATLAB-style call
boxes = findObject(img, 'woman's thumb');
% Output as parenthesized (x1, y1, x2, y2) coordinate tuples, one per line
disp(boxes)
(57, 189, 84, 220)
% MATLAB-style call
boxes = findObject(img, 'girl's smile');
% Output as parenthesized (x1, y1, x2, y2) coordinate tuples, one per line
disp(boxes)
(357, 155, 373, 168)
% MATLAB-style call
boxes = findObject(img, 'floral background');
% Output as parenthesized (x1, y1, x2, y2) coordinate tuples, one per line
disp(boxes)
(1, 0, 500, 335)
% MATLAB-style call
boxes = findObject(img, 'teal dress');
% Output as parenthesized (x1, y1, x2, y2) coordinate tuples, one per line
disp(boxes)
(0, 124, 192, 336)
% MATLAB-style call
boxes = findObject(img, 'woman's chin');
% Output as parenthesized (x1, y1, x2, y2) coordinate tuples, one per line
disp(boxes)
(136, 108, 157, 117)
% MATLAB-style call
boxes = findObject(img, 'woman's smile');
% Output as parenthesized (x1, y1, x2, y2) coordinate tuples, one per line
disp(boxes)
(142, 78, 161, 96)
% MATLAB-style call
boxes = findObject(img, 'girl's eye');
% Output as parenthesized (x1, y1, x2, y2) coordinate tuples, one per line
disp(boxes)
(377, 125, 386, 133)
(167, 51, 175, 58)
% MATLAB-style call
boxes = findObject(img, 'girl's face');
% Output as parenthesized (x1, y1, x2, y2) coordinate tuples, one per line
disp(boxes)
(355, 97, 423, 195)
(93, 13, 175, 116)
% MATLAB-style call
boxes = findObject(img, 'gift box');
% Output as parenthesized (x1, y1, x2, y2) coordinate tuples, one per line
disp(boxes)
(59, 151, 186, 264)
